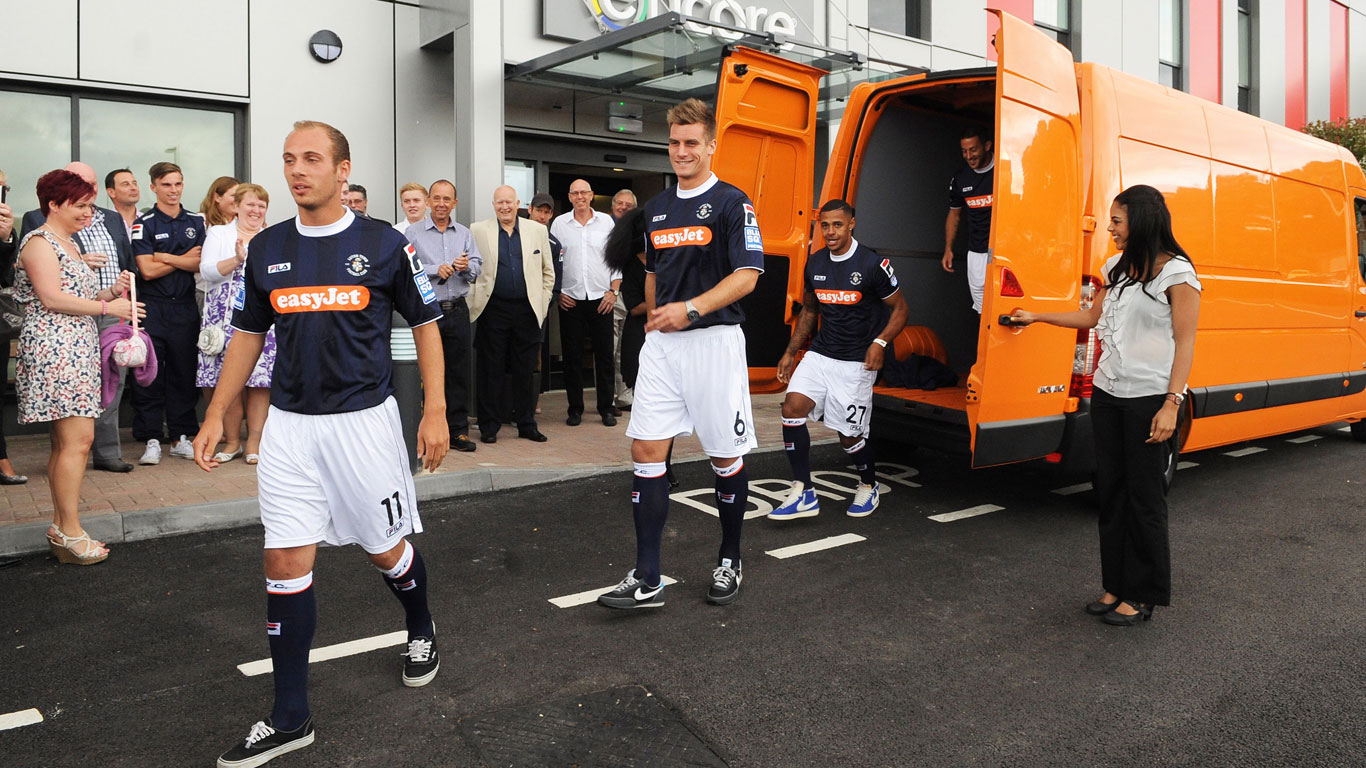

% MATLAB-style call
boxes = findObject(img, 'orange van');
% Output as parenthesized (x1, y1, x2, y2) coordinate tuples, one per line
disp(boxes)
(714, 11, 1366, 475)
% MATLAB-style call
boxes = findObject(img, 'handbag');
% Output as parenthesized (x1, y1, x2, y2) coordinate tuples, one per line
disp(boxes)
(112, 280, 148, 367)
(0, 287, 22, 338)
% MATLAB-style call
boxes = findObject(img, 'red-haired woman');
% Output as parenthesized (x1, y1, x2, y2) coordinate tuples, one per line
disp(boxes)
(16, 169, 144, 565)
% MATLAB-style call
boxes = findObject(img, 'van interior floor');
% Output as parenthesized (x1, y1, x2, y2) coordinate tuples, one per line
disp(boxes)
(875, 385, 969, 412)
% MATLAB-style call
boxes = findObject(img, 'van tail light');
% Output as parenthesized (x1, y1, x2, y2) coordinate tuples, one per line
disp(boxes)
(1069, 276, 1100, 399)
(1000, 267, 1024, 297)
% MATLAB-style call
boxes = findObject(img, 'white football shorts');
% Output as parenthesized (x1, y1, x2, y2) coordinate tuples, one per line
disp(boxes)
(967, 249, 988, 314)
(257, 396, 421, 554)
(625, 323, 757, 458)
(786, 350, 877, 438)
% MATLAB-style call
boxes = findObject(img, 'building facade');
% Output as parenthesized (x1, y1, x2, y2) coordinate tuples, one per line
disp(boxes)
(1, 0, 1363, 225)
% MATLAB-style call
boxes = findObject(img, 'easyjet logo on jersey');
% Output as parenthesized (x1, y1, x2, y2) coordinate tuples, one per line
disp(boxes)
(271, 286, 371, 313)
(965, 194, 993, 208)
(651, 226, 712, 249)
(815, 289, 862, 305)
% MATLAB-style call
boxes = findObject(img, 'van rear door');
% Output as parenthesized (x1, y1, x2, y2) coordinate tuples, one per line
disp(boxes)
(967, 11, 1086, 467)
(711, 47, 825, 393)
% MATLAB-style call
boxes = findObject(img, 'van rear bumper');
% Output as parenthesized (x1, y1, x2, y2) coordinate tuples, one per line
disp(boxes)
(872, 392, 971, 456)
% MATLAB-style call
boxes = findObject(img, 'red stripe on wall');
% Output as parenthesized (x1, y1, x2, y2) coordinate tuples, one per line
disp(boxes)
(985, 0, 1034, 62)
(1285, 0, 1307, 128)
(1188, 0, 1222, 103)
(1329, 1, 1349, 122)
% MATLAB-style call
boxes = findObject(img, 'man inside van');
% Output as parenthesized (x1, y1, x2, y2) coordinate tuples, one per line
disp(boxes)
(771, 199, 908, 520)
(940, 127, 994, 313)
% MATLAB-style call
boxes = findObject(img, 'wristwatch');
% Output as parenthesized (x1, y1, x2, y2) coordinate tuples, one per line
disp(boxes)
(1166, 392, 1186, 405)
(685, 300, 701, 323)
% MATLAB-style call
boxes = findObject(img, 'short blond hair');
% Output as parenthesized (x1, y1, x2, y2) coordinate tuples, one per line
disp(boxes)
(399, 182, 427, 198)
(233, 183, 269, 205)
(291, 120, 350, 165)
(666, 98, 716, 141)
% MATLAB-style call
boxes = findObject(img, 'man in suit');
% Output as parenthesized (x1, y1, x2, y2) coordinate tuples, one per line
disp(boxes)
(469, 185, 556, 443)
(21, 161, 138, 472)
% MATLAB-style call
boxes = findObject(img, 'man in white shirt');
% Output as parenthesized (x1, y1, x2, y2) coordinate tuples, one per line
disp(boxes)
(549, 179, 621, 427)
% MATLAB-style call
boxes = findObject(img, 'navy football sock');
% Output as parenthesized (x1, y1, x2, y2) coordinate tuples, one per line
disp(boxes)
(377, 541, 433, 639)
(266, 573, 317, 731)
(845, 438, 876, 485)
(714, 460, 748, 567)
(632, 462, 670, 586)
(782, 418, 811, 486)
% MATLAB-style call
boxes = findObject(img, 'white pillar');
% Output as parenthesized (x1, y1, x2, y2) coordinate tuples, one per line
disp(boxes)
(453, 0, 504, 226)
(1305, 0, 1332, 121)
(1260, 0, 1287, 124)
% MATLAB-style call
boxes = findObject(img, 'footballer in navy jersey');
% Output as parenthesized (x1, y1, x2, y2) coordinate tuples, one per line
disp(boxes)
(600, 98, 762, 611)
(197, 121, 449, 768)
(232, 210, 440, 415)
(941, 127, 995, 313)
(771, 200, 908, 521)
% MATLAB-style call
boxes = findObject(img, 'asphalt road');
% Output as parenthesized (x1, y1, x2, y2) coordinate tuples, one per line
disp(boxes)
(1, 425, 1364, 768)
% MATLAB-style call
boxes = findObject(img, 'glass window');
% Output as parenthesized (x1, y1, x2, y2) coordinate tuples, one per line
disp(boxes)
(0, 90, 73, 224)
(1034, 0, 1071, 51)
(79, 99, 236, 210)
(1159, 0, 1183, 90)
(869, 1, 929, 40)
(1237, 0, 1257, 114)
(1356, 198, 1366, 282)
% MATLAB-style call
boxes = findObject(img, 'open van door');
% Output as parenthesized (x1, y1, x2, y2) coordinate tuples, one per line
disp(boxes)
(967, 11, 1086, 467)
(711, 47, 825, 393)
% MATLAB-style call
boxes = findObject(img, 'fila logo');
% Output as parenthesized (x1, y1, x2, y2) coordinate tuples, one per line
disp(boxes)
(815, 289, 862, 305)
(717, 492, 736, 504)
(268, 263, 292, 274)
(395, 579, 418, 592)
(631, 491, 641, 503)
(963, 185, 974, 192)
(812, 274, 827, 281)
(651, 226, 712, 248)
(266, 622, 281, 636)
(271, 286, 371, 312)
(965, 194, 993, 208)
(130, 223, 144, 240)
(652, 214, 668, 222)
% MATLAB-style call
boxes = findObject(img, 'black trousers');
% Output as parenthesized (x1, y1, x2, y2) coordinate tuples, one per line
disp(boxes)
(475, 295, 540, 435)
(1091, 388, 1172, 606)
(558, 298, 614, 417)
(132, 300, 200, 442)
(437, 299, 472, 435)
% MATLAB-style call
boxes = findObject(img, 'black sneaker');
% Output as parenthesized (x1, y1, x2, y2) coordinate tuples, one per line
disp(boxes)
(706, 561, 742, 605)
(217, 718, 315, 768)
(402, 624, 440, 688)
(596, 569, 665, 609)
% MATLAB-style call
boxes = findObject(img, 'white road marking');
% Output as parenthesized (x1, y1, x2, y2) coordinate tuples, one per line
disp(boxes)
(1177, 461, 1199, 470)
(238, 631, 409, 677)
(0, 709, 44, 731)
(1052, 482, 1092, 496)
(548, 576, 679, 608)
(1340, 426, 1352, 433)
(765, 533, 866, 560)
(1286, 435, 1322, 444)
(929, 504, 1004, 523)
(1223, 446, 1267, 457)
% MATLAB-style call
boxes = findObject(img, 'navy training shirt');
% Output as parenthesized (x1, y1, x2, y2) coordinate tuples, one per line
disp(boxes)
(642, 174, 765, 329)
(947, 158, 994, 254)
(131, 205, 206, 303)
(231, 209, 443, 415)
(806, 239, 900, 363)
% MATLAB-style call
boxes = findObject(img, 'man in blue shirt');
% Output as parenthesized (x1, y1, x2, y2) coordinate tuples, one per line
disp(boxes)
(196, 120, 450, 768)
(130, 161, 205, 464)
(406, 179, 481, 452)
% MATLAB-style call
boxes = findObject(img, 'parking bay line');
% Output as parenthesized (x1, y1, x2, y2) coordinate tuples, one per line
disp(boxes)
(0, 709, 44, 731)
(765, 533, 866, 560)
(549, 576, 680, 608)
(1224, 446, 1267, 457)
(929, 504, 1005, 523)
(1177, 461, 1199, 470)
(238, 631, 409, 677)
(1286, 435, 1322, 444)
(1052, 482, 1092, 496)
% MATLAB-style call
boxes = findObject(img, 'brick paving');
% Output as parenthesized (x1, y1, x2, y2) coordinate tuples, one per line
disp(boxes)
(0, 390, 794, 530)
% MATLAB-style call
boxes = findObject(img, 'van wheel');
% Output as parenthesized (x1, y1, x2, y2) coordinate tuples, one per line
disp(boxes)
(1351, 421, 1366, 443)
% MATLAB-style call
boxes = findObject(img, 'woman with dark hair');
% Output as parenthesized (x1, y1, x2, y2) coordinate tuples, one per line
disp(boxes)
(1011, 185, 1201, 626)
(17, 169, 143, 564)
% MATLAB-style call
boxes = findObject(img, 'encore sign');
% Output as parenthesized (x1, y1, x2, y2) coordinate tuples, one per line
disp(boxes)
(590, 0, 800, 41)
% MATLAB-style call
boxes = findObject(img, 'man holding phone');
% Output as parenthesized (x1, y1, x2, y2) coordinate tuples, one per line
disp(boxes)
(405, 179, 481, 452)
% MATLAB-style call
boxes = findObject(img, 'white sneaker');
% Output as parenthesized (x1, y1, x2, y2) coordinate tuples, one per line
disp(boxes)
(139, 439, 162, 465)
(170, 435, 195, 460)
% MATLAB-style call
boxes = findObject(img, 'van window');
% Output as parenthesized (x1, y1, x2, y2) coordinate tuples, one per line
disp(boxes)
(1357, 198, 1366, 282)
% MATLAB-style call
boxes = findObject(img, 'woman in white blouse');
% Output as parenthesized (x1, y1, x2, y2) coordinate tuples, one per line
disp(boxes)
(1011, 185, 1201, 627)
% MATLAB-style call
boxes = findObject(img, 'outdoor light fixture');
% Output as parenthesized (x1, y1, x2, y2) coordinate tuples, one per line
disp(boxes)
(309, 30, 343, 63)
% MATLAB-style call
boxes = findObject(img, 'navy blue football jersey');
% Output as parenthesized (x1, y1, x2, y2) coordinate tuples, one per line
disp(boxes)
(231, 210, 442, 415)
(947, 159, 994, 253)
(642, 175, 765, 329)
(131, 205, 206, 303)
(805, 240, 899, 362)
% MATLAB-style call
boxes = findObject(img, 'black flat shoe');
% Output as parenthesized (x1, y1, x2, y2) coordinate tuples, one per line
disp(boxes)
(480, 432, 497, 444)
(1101, 601, 1153, 626)
(0, 474, 28, 485)
(601, 413, 618, 427)
(518, 428, 548, 443)
(1085, 597, 1120, 615)
(566, 413, 582, 427)
(452, 435, 477, 453)
(93, 459, 134, 473)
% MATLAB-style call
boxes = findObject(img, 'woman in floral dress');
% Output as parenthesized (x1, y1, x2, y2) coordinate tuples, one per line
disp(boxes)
(197, 183, 275, 464)
(17, 170, 142, 565)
